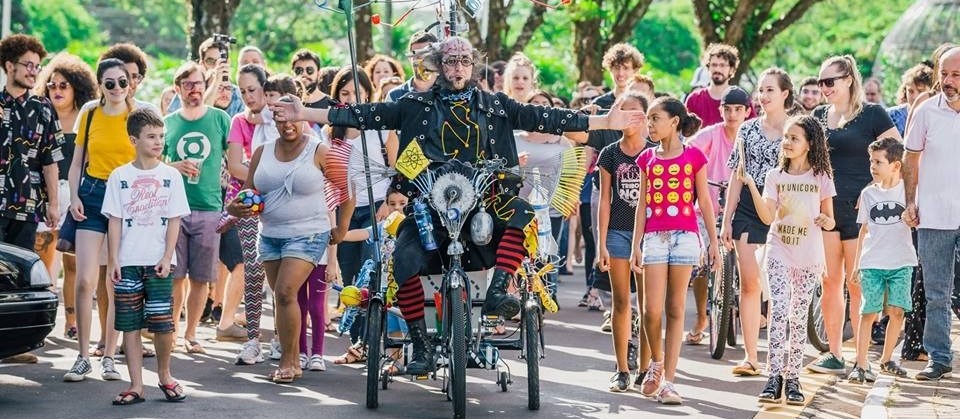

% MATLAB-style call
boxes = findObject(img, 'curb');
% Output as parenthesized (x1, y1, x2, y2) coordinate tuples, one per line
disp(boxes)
(859, 339, 904, 419)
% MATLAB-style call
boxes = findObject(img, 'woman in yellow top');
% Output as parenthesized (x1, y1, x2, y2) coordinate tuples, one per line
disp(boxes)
(63, 58, 136, 383)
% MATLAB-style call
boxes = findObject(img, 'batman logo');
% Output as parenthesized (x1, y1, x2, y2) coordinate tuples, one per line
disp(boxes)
(870, 201, 905, 225)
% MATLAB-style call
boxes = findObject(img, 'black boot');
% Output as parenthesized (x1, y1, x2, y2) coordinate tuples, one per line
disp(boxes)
(404, 318, 436, 375)
(482, 269, 521, 318)
(785, 378, 804, 405)
(758, 375, 784, 403)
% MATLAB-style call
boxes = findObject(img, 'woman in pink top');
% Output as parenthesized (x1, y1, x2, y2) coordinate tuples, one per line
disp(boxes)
(630, 97, 719, 405)
(741, 115, 836, 405)
(226, 64, 271, 365)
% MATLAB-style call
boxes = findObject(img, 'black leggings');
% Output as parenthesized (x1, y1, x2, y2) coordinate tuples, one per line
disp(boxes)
(579, 202, 596, 289)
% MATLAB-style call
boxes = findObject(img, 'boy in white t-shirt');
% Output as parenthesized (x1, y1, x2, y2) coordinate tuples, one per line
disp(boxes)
(848, 138, 917, 383)
(102, 109, 191, 405)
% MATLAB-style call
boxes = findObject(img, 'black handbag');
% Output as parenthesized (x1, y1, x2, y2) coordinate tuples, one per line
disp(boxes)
(56, 109, 94, 254)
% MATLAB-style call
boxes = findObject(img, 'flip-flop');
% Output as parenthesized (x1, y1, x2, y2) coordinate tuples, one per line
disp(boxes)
(92, 343, 105, 358)
(112, 391, 145, 405)
(684, 330, 705, 345)
(271, 368, 296, 383)
(732, 361, 761, 376)
(158, 381, 187, 402)
(333, 344, 366, 365)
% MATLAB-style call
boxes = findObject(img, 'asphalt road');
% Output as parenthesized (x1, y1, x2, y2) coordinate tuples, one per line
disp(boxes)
(0, 274, 805, 419)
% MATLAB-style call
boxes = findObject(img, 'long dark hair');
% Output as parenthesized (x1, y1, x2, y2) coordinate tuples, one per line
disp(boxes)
(758, 67, 802, 115)
(781, 115, 833, 177)
(327, 67, 373, 141)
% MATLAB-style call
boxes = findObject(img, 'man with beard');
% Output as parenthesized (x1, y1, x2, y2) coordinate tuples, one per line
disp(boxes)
(169, 38, 245, 116)
(684, 43, 756, 127)
(386, 31, 439, 102)
(163, 62, 232, 355)
(0, 34, 64, 364)
(902, 46, 960, 381)
(291, 49, 334, 109)
(270, 36, 645, 375)
(799, 77, 824, 113)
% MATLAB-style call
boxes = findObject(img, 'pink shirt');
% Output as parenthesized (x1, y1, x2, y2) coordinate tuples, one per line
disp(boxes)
(904, 94, 960, 230)
(762, 168, 836, 272)
(228, 114, 256, 157)
(687, 123, 734, 216)
(684, 88, 758, 127)
(636, 146, 708, 234)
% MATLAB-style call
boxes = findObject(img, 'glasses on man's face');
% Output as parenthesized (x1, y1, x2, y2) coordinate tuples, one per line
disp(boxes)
(47, 81, 70, 91)
(219, 84, 234, 92)
(442, 57, 474, 68)
(203, 57, 219, 68)
(16, 61, 42, 73)
(294, 66, 316, 76)
(180, 80, 206, 91)
(817, 74, 848, 88)
(103, 79, 129, 91)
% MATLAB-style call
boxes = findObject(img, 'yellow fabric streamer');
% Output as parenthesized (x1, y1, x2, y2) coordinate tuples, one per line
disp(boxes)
(395, 139, 431, 179)
(523, 218, 539, 256)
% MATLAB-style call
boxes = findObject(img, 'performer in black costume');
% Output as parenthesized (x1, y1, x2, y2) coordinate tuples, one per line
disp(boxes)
(271, 36, 644, 374)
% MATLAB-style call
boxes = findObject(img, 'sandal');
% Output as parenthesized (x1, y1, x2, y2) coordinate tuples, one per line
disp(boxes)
(383, 360, 405, 376)
(142, 346, 155, 358)
(333, 343, 367, 365)
(684, 330, 705, 345)
(184, 340, 205, 354)
(112, 390, 145, 406)
(325, 320, 338, 333)
(732, 360, 761, 376)
(271, 368, 296, 383)
(92, 343, 105, 358)
(158, 381, 187, 402)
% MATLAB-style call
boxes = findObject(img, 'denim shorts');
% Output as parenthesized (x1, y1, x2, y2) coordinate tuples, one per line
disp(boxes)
(605, 229, 634, 259)
(259, 231, 330, 265)
(76, 176, 108, 234)
(642, 230, 701, 266)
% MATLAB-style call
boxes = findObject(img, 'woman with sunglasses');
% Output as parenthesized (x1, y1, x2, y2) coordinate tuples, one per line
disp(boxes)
(32, 53, 98, 341)
(63, 58, 136, 382)
(807, 55, 900, 377)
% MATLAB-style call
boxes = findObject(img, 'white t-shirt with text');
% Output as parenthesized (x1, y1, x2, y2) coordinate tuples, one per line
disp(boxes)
(101, 162, 191, 267)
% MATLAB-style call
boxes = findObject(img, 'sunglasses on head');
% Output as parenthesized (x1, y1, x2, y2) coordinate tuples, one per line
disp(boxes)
(294, 67, 316, 76)
(103, 79, 128, 90)
(817, 74, 848, 88)
(47, 81, 70, 91)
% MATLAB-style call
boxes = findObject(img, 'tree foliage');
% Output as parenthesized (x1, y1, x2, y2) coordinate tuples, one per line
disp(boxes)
(692, 0, 822, 82)
(568, 0, 654, 83)
(464, 1, 548, 62)
(18, 0, 103, 54)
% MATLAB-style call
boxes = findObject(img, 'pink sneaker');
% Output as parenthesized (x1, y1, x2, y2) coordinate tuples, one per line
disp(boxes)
(640, 361, 663, 396)
(657, 382, 683, 405)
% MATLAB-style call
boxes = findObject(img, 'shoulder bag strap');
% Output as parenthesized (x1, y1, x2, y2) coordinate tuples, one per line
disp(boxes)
(80, 108, 95, 178)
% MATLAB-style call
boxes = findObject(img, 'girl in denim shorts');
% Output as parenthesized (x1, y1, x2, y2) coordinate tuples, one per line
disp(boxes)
(630, 97, 719, 405)
(596, 93, 652, 393)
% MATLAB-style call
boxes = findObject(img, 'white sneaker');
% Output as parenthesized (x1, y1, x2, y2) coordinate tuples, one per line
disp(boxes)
(236, 339, 264, 365)
(101, 357, 121, 381)
(269, 339, 282, 360)
(308, 355, 326, 371)
(63, 356, 92, 382)
(299, 353, 309, 370)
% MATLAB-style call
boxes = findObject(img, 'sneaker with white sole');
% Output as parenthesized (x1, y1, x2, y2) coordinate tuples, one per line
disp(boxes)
(101, 356, 121, 381)
(640, 361, 663, 397)
(63, 356, 92, 382)
(308, 355, 326, 371)
(657, 381, 683, 405)
(236, 339, 264, 365)
(269, 339, 282, 360)
(299, 353, 309, 370)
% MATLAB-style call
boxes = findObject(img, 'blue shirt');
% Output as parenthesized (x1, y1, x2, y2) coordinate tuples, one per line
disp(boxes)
(888, 104, 909, 136)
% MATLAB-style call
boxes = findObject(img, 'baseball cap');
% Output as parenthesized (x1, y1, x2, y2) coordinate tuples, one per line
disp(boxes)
(721, 86, 751, 106)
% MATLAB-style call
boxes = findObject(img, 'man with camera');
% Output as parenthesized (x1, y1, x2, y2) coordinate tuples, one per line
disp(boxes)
(168, 36, 244, 117)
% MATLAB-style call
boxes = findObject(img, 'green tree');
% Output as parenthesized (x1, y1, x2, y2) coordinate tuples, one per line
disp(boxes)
(569, 0, 654, 83)
(692, 0, 822, 82)
(464, 1, 549, 62)
(20, 0, 103, 53)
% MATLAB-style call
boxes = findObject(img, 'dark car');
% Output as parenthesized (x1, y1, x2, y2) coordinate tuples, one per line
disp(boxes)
(0, 242, 58, 359)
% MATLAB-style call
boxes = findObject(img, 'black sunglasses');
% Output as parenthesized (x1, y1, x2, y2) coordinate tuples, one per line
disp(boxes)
(817, 74, 848, 88)
(294, 67, 316, 76)
(47, 81, 70, 91)
(103, 79, 129, 90)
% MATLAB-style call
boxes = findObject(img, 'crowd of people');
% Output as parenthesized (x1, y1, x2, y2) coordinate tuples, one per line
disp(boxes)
(1, 28, 958, 408)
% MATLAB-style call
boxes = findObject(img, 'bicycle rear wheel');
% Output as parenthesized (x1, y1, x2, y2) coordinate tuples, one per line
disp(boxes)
(708, 249, 734, 360)
(365, 300, 384, 408)
(807, 284, 829, 353)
